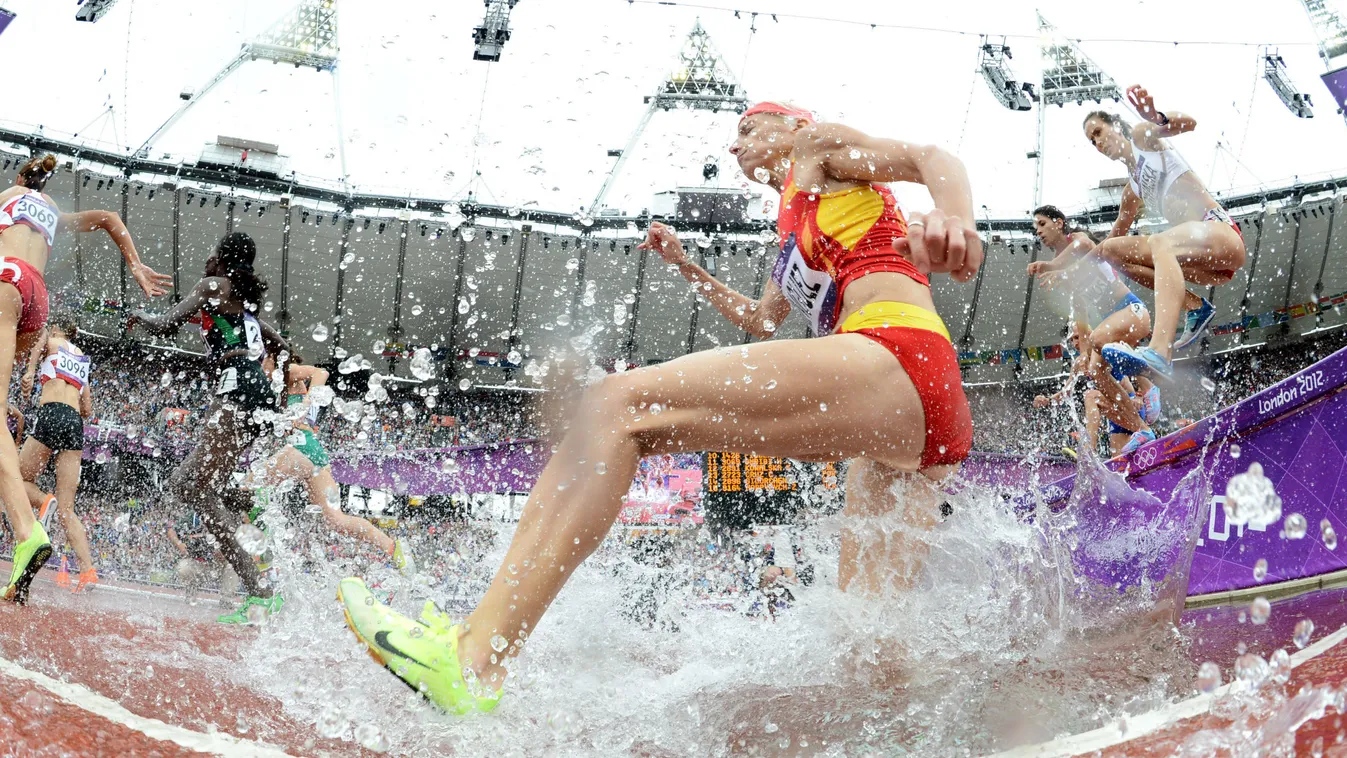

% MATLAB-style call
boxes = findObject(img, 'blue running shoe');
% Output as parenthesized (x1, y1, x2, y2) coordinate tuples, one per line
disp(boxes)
(1102, 343, 1174, 381)
(1140, 386, 1162, 424)
(1173, 297, 1215, 351)
(1121, 429, 1156, 455)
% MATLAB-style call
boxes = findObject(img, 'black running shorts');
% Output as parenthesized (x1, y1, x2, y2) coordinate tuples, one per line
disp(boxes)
(29, 402, 84, 452)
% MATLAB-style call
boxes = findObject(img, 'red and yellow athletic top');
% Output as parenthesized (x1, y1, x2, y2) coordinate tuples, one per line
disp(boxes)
(772, 171, 927, 335)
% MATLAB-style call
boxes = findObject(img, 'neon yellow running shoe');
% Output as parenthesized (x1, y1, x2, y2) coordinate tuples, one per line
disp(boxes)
(393, 538, 416, 577)
(336, 577, 500, 715)
(217, 593, 283, 625)
(4, 522, 52, 605)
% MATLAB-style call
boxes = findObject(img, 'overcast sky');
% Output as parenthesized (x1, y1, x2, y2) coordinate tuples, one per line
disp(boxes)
(4, 0, 1346, 219)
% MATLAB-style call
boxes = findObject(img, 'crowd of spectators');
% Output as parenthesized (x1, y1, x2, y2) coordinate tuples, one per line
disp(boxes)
(66, 345, 540, 455)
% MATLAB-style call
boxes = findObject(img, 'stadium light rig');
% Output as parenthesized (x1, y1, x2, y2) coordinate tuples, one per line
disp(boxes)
(1263, 49, 1315, 118)
(979, 37, 1036, 112)
(75, 0, 119, 22)
(473, 0, 519, 62)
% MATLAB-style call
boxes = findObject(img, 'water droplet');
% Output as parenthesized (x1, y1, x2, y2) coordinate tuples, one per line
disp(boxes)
(819, 402, 828, 412)
(1253, 558, 1268, 581)
(490, 634, 509, 652)
(1230, 443, 1240, 458)
(1250, 596, 1271, 624)
(410, 348, 436, 380)
(506, 350, 522, 365)
(1201, 377, 1216, 393)
(113, 512, 130, 532)
(309, 385, 335, 407)
(595, 462, 607, 475)
(1323, 519, 1338, 549)
(235, 524, 268, 556)
(1234, 652, 1270, 687)
(1295, 618, 1315, 649)
(764, 380, 777, 390)
(354, 723, 390, 752)
(762, 319, 777, 333)
(371, 339, 386, 355)
(556, 313, 572, 327)
(1196, 661, 1220, 693)
(649, 403, 662, 415)
(753, 167, 771, 183)
(460, 226, 477, 242)
(311, 324, 329, 342)
(411, 304, 424, 316)
(315, 706, 346, 739)
(457, 298, 470, 314)
(1285, 513, 1308, 539)
(1224, 462, 1282, 528)
(765, 722, 780, 734)
(459, 378, 472, 391)
(848, 148, 862, 160)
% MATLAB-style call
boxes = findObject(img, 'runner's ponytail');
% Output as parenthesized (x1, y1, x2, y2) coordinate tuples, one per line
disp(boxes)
(17, 154, 57, 192)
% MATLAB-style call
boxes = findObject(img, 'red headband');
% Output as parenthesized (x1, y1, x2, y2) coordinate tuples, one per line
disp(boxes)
(740, 101, 816, 125)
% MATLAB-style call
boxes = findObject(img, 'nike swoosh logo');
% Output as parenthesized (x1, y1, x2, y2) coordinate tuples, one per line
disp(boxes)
(374, 630, 433, 670)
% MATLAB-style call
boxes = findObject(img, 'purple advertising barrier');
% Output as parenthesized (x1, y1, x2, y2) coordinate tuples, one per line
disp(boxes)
(1034, 346, 1347, 598)
(959, 451, 1075, 490)
(328, 439, 549, 495)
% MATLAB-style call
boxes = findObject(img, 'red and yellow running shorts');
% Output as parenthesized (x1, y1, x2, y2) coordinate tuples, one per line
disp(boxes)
(838, 301, 972, 470)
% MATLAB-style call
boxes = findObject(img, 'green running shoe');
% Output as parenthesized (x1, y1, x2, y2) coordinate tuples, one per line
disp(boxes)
(393, 538, 417, 577)
(4, 522, 52, 605)
(336, 577, 500, 715)
(217, 593, 284, 625)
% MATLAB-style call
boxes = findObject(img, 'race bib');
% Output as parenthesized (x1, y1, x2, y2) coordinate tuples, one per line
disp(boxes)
(242, 314, 265, 357)
(13, 195, 57, 239)
(216, 367, 239, 396)
(53, 348, 91, 388)
(770, 235, 838, 337)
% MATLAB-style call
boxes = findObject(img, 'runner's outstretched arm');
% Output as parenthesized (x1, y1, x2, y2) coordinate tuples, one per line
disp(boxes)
(639, 222, 791, 339)
(127, 276, 230, 336)
(59, 209, 171, 297)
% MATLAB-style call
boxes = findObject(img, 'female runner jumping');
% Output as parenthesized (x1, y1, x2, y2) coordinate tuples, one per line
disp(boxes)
(249, 354, 415, 575)
(337, 101, 983, 714)
(128, 232, 290, 623)
(0, 154, 171, 603)
(1027, 204, 1156, 452)
(1080, 85, 1246, 379)
(17, 312, 97, 591)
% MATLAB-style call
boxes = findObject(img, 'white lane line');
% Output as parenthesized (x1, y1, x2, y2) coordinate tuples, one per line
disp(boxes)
(985, 624, 1347, 758)
(0, 654, 296, 757)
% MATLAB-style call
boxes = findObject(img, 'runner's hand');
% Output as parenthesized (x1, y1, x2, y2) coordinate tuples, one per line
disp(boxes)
(638, 222, 689, 266)
(1038, 271, 1068, 290)
(1033, 395, 1050, 409)
(1026, 261, 1050, 277)
(131, 262, 174, 297)
(1127, 85, 1162, 125)
(893, 209, 983, 283)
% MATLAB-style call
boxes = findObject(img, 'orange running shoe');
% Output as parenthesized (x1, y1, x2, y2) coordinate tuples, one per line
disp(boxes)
(74, 568, 98, 593)
(55, 556, 70, 588)
(37, 495, 54, 521)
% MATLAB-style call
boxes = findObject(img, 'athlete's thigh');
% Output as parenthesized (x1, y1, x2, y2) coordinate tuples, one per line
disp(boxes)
(17, 436, 50, 481)
(191, 407, 258, 489)
(1157, 221, 1247, 283)
(1090, 303, 1150, 347)
(266, 446, 313, 484)
(600, 333, 930, 471)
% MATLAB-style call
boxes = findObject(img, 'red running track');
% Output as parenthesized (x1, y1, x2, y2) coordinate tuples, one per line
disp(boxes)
(0, 564, 368, 756)
(7, 560, 1347, 756)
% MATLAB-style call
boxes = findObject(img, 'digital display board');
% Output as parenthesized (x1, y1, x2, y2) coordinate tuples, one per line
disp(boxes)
(701, 452, 842, 529)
